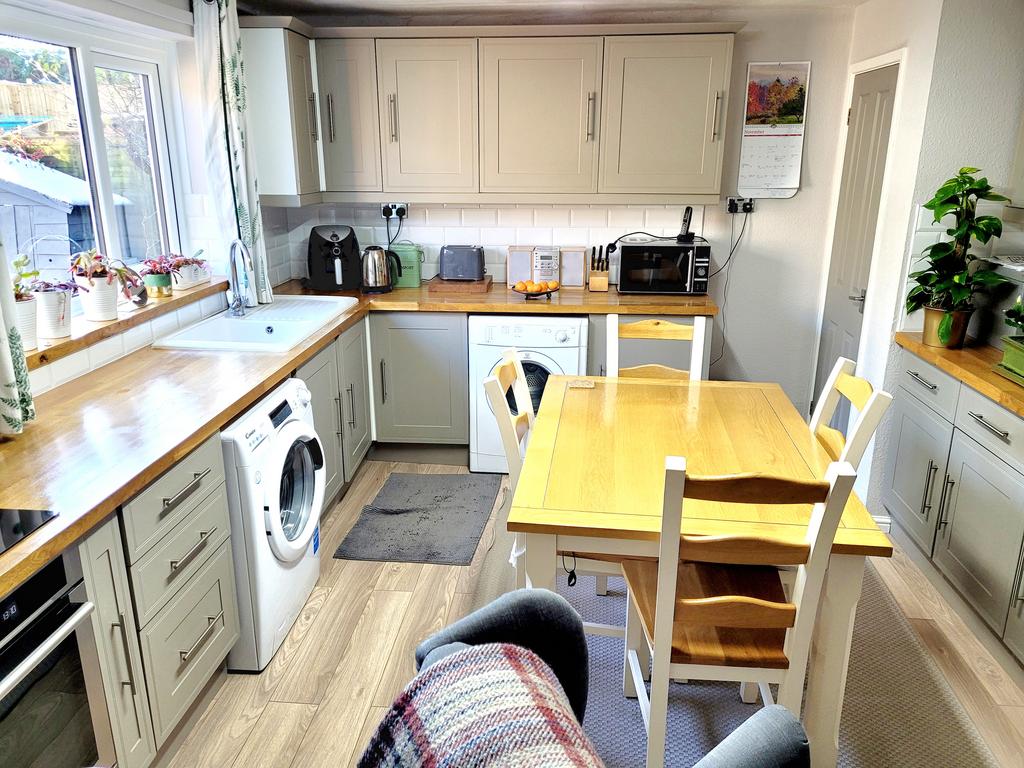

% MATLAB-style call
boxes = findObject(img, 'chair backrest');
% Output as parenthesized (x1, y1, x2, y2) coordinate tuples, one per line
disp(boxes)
(808, 357, 893, 469)
(482, 348, 534, 490)
(649, 458, 856, 677)
(605, 315, 696, 381)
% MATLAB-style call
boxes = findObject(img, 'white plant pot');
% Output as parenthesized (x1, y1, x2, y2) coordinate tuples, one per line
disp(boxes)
(14, 296, 37, 351)
(34, 290, 72, 338)
(172, 264, 212, 290)
(76, 274, 120, 322)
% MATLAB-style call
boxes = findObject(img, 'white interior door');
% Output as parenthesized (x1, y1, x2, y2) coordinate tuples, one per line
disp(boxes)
(814, 63, 899, 419)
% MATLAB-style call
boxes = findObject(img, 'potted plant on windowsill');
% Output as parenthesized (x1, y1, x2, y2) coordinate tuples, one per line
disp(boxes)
(170, 252, 210, 290)
(10, 254, 39, 351)
(905, 167, 1013, 348)
(70, 250, 144, 321)
(31, 278, 77, 339)
(139, 255, 178, 298)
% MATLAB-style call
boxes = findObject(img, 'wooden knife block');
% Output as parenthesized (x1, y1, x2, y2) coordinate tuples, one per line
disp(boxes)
(588, 270, 609, 292)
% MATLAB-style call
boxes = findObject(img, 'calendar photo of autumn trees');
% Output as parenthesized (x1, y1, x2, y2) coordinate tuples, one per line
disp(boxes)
(745, 63, 809, 126)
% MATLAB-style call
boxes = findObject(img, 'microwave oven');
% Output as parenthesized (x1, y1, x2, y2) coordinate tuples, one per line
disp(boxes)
(616, 239, 711, 295)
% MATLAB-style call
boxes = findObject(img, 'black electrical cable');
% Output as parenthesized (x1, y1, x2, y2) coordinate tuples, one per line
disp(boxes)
(389, 215, 404, 247)
(711, 212, 751, 367)
(604, 231, 710, 253)
(710, 212, 749, 278)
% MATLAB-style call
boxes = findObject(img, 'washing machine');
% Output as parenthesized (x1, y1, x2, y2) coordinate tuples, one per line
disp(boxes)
(470, 315, 588, 473)
(222, 378, 325, 671)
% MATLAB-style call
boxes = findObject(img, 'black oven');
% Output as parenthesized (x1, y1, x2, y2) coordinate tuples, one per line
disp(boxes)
(616, 239, 711, 295)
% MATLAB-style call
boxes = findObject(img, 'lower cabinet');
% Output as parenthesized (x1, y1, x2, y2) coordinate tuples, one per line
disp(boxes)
(1004, 553, 1024, 660)
(298, 342, 345, 501)
(881, 387, 952, 555)
(79, 516, 156, 768)
(339, 319, 372, 480)
(933, 431, 1024, 634)
(370, 312, 469, 443)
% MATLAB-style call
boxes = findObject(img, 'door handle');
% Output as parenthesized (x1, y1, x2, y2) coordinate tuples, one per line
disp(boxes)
(849, 289, 866, 315)
(585, 92, 596, 141)
(326, 93, 336, 142)
(335, 395, 344, 437)
(161, 468, 212, 517)
(347, 384, 356, 428)
(711, 92, 722, 142)
(936, 475, 955, 535)
(0, 602, 94, 700)
(906, 370, 938, 392)
(179, 612, 224, 665)
(388, 94, 399, 143)
(919, 459, 938, 520)
(112, 612, 138, 697)
(169, 528, 215, 575)
(967, 411, 1011, 441)
(380, 360, 388, 403)
(309, 94, 319, 141)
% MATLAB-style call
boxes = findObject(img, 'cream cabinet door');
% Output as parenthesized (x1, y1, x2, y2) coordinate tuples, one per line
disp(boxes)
(376, 38, 478, 192)
(599, 34, 732, 194)
(480, 38, 602, 192)
(317, 39, 382, 191)
(287, 30, 321, 195)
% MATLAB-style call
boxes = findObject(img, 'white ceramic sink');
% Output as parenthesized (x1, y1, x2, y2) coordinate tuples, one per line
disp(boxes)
(154, 296, 359, 353)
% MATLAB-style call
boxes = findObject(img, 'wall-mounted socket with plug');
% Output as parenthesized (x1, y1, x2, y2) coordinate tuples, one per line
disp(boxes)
(380, 203, 409, 220)
(727, 197, 755, 214)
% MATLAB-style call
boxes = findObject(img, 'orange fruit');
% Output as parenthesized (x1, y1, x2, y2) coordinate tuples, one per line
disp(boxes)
(546, 280, 559, 290)
(514, 281, 527, 291)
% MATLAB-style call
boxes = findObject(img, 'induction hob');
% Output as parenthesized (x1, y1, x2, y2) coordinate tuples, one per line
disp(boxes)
(0, 509, 58, 554)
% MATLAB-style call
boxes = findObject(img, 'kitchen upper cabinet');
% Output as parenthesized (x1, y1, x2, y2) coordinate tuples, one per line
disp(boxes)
(370, 312, 469, 443)
(933, 432, 1024, 634)
(297, 343, 344, 501)
(599, 34, 732, 194)
(480, 38, 602, 193)
(338, 320, 372, 480)
(242, 28, 321, 196)
(316, 39, 382, 191)
(79, 517, 156, 768)
(376, 39, 479, 192)
(881, 388, 953, 556)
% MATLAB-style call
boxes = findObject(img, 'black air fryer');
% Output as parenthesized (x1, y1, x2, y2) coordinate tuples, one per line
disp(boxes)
(306, 225, 361, 291)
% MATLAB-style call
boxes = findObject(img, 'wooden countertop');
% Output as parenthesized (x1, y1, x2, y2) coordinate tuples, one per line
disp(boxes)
(0, 282, 718, 598)
(894, 332, 1024, 419)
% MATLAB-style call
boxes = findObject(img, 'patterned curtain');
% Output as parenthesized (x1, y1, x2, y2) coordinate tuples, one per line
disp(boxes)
(0, 237, 35, 435)
(195, 0, 273, 303)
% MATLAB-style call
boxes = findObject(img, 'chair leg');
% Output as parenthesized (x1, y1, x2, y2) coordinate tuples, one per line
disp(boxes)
(777, 668, 806, 716)
(645, 652, 670, 768)
(739, 681, 759, 704)
(624, 592, 642, 698)
(595, 574, 609, 596)
(511, 535, 527, 590)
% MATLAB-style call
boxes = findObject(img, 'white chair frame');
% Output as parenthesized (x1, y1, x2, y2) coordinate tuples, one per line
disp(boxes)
(809, 356, 893, 469)
(605, 314, 706, 381)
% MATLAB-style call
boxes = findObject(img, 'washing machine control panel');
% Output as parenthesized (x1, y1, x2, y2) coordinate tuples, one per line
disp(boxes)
(244, 426, 269, 452)
(483, 323, 580, 346)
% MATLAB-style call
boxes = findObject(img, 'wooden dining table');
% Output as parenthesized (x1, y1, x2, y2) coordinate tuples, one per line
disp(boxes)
(507, 376, 893, 767)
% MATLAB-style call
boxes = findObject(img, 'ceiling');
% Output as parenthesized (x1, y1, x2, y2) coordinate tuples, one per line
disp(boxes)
(238, 0, 862, 24)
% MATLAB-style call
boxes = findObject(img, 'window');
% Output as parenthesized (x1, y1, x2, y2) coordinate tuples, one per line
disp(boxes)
(0, 23, 180, 284)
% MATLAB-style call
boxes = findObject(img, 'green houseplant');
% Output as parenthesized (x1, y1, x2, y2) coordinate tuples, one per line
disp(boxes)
(70, 250, 144, 321)
(139, 255, 179, 298)
(995, 296, 1024, 383)
(10, 254, 39, 351)
(905, 167, 1013, 348)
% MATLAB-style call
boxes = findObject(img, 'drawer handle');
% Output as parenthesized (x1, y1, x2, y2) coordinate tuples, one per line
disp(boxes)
(112, 612, 138, 697)
(161, 468, 212, 516)
(347, 385, 356, 429)
(906, 370, 938, 391)
(179, 611, 224, 665)
(169, 528, 216, 575)
(967, 411, 1011, 441)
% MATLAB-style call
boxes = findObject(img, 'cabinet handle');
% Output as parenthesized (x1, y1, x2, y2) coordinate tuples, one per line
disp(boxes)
(309, 94, 319, 141)
(161, 468, 212, 517)
(179, 611, 224, 665)
(967, 411, 1011, 441)
(388, 94, 398, 142)
(327, 93, 336, 142)
(906, 370, 938, 391)
(936, 475, 955, 534)
(347, 385, 356, 428)
(380, 360, 388, 403)
(585, 92, 596, 141)
(1016, 567, 1024, 606)
(169, 528, 215, 575)
(334, 395, 344, 437)
(711, 92, 722, 142)
(112, 612, 137, 696)
(918, 459, 938, 520)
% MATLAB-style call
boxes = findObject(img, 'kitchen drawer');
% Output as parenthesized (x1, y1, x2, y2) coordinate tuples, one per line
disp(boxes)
(897, 351, 961, 422)
(130, 484, 231, 628)
(955, 387, 1024, 474)
(140, 542, 239, 745)
(122, 434, 226, 562)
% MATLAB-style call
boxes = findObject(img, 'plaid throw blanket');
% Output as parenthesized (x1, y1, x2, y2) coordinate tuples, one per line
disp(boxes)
(358, 643, 605, 767)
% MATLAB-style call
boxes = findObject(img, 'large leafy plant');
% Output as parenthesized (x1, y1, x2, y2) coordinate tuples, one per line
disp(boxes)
(906, 167, 1013, 343)
(1006, 296, 1024, 336)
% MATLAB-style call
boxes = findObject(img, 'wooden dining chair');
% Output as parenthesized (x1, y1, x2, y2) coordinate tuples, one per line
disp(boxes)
(483, 349, 623, 628)
(605, 315, 704, 381)
(621, 457, 856, 768)
(809, 357, 893, 470)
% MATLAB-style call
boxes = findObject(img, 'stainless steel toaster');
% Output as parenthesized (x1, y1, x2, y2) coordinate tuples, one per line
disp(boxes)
(439, 245, 486, 281)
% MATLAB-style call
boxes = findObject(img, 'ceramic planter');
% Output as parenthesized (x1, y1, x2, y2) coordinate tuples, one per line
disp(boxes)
(34, 290, 72, 338)
(13, 296, 37, 351)
(922, 306, 972, 349)
(173, 264, 212, 290)
(1001, 336, 1024, 374)
(144, 273, 173, 298)
(75, 274, 120, 321)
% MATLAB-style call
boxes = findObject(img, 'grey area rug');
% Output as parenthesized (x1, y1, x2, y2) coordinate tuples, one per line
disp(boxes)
(335, 472, 502, 565)
(555, 569, 998, 768)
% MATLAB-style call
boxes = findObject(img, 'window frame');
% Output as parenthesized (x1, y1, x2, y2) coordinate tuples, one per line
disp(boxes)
(0, 4, 187, 271)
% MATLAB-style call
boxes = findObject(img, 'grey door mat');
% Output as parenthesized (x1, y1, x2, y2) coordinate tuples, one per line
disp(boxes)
(334, 472, 502, 565)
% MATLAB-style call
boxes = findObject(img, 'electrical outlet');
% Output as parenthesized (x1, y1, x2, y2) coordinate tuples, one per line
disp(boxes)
(380, 203, 409, 220)
(727, 197, 755, 214)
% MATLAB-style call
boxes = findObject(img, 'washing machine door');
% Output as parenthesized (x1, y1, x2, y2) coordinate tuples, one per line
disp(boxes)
(264, 419, 326, 562)
(486, 349, 564, 417)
